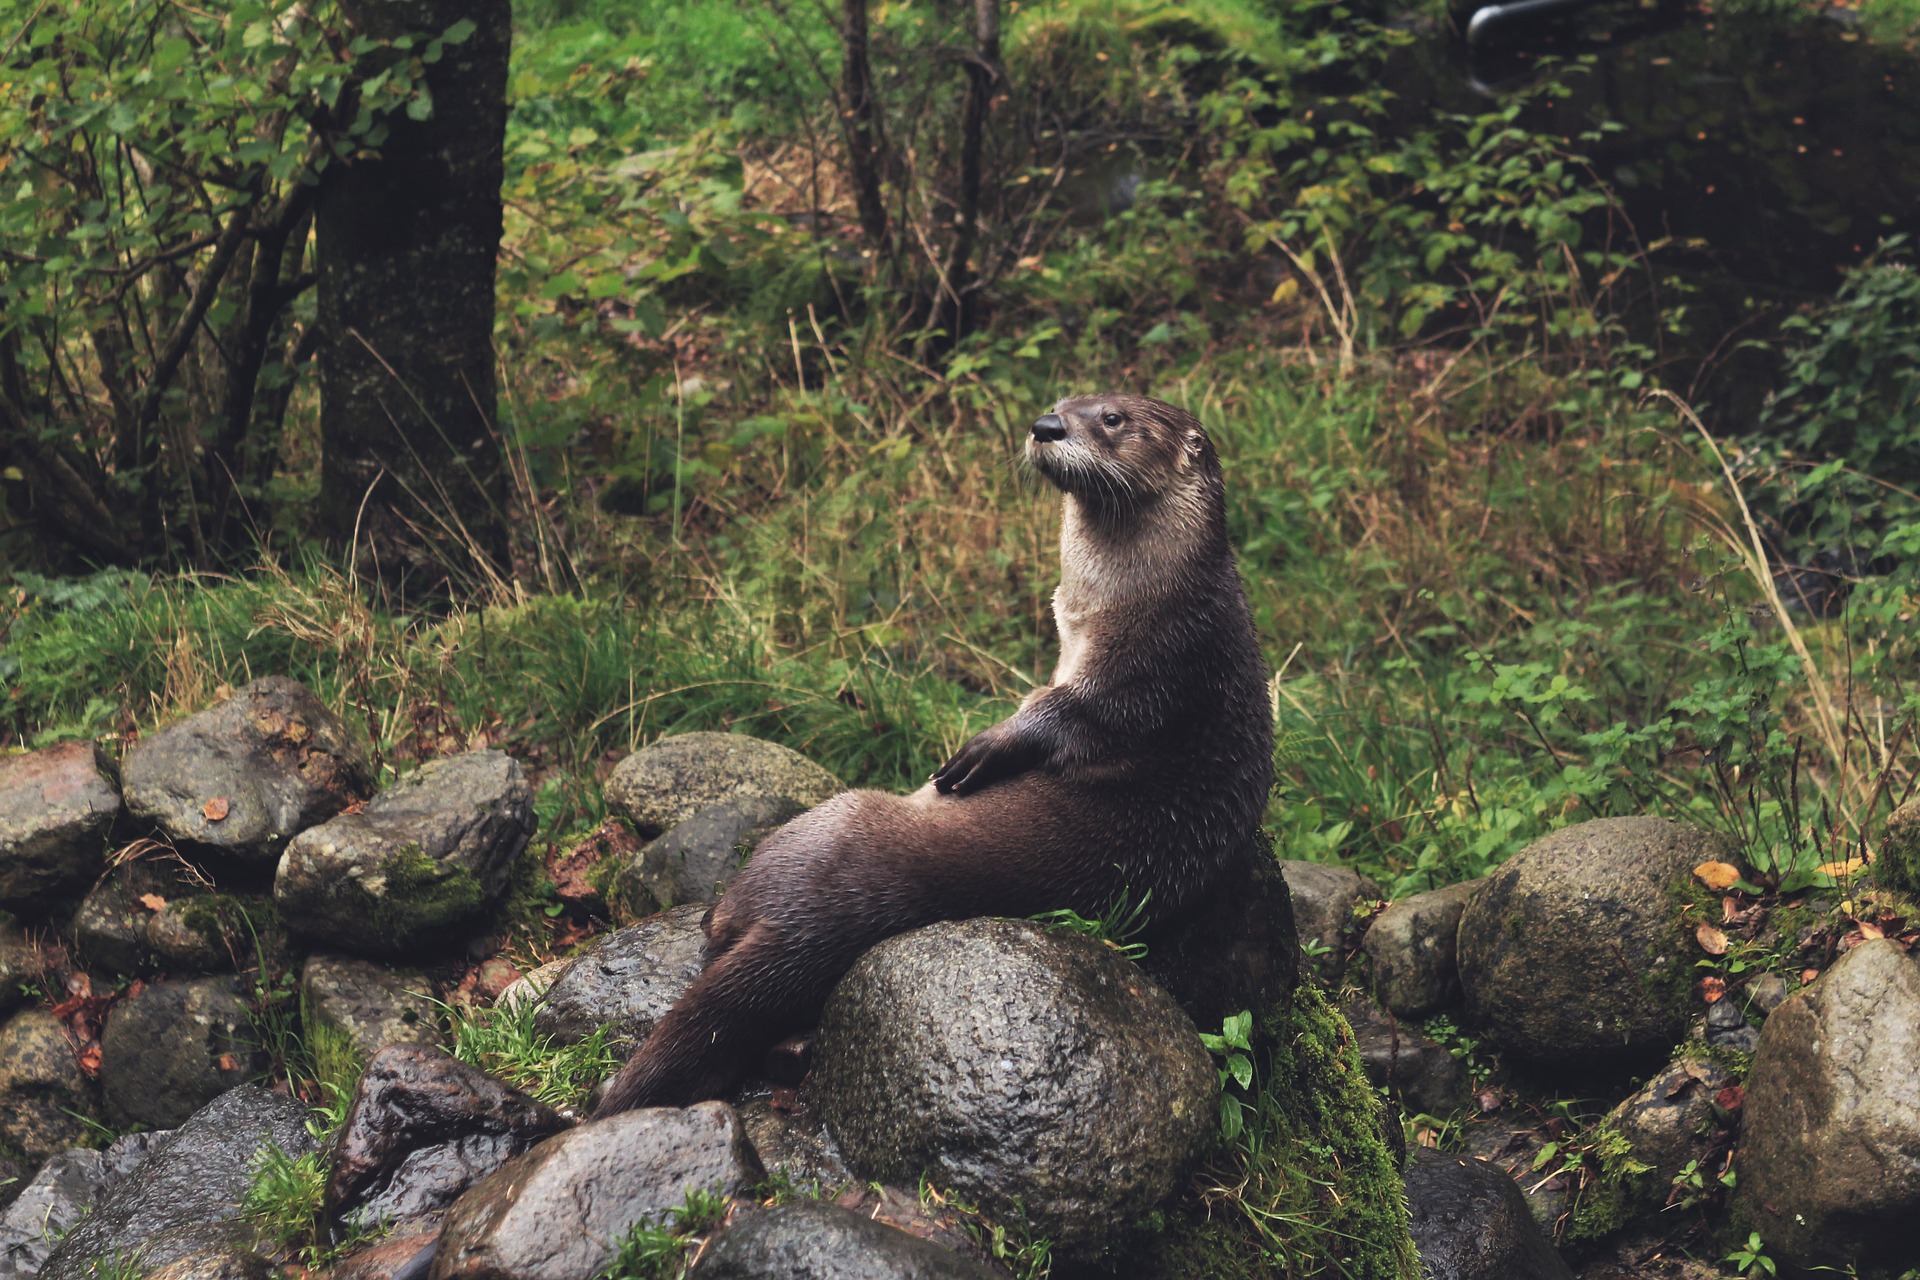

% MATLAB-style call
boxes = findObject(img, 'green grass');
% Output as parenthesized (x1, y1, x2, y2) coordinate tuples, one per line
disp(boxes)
(597, 1187, 732, 1280)
(445, 995, 624, 1109)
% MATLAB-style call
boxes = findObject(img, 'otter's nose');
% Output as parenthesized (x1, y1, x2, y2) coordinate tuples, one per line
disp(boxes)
(1031, 414, 1067, 442)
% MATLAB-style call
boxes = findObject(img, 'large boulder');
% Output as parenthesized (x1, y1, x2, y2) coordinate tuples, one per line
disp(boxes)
(603, 733, 839, 838)
(0, 742, 118, 906)
(120, 677, 370, 864)
(1363, 879, 1481, 1019)
(276, 750, 534, 959)
(301, 954, 440, 1065)
(811, 918, 1217, 1256)
(326, 1044, 571, 1230)
(429, 1104, 763, 1280)
(1734, 937, 1920, 1270)
(40, 1086, 315, 1280)
(0, 1150, 116, 1280)
(0, 1010, 94, 1156)
(1404, 1152, 1574, 1280)
(531, 906, 707, 1052)
(1455, 817, 1729, 1068)
(606, 796, 803, 920)
(1278, 860, 1380, 976)
(98, 977, 264, 1128)
(688, 1201, 1002, 1280)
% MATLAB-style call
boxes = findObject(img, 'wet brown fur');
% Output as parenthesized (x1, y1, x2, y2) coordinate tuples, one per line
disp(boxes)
(594, 393, 1273, 1114)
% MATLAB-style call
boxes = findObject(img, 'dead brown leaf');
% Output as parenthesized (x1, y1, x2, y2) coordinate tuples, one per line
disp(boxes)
(1696, 923, 1730, 956)
(217, 1053, 239, 1072)
(1699, 976, 1728, 1003)
(1859, 920, 1887, 941)
(137, 893, 166, 912)
(1694, 861, 1742, 891)
(203, 796, 230, 821)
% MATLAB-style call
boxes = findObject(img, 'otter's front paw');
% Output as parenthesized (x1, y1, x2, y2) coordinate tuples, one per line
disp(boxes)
(931, 726, 1042, 795)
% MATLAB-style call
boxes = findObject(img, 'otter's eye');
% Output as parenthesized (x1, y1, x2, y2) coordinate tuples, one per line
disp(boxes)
(1101, 412, 1123, 427)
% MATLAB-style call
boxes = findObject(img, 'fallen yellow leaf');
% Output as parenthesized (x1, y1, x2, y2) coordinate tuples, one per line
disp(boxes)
(1818, 857, 1866, 878)
(1694, 861, 1742, 891)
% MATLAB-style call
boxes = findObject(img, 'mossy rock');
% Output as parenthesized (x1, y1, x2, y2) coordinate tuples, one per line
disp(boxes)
(1877, 798, 1920, 898)
(602, 732, 840, 839)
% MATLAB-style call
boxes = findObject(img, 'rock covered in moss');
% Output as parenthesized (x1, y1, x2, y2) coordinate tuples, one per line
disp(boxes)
(137, 1247, 275, 1280)
(40, 1086, 315, 1280)
(276, 750, 534, 959)
(98, 976, 264, 1128)
(1278, 859, 1380, 976)
(1456, 817, 1730, 1068)
(302, 954, 440, 1066)
(429, 1103, 763, 1280)
(121, 677, 370, 864)
(1734, 937, 1920, 1270)
(1364, 878, 1481, 1018)
(607, 795, 803, 919)
(811, 918, 1216, 1257)
(0, 1009, 95, 1156)
(1879, 797, 1920, 898)
(1405, 1151, 1573, 1280)
(0, 741, 118, 906)
(688, 1200, 1003, 1280)
(531, 905, 707, 1052)
(1565, 1055, 1734, 1248)
(145, 893, 277, 973)
(603, 733, 839, 839)
(326, 1044, 570, 1231)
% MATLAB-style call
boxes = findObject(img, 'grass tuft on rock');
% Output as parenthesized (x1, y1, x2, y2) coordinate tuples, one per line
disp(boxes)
(445, 995, 622, 1109)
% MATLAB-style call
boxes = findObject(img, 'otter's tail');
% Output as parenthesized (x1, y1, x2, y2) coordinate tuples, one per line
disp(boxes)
(593, 920, 829, 1116)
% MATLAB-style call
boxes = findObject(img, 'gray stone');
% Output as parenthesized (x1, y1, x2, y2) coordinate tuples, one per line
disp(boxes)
(688, 1201, 1002, 1280)
(302, 954, 440, 1064)
(494, 960, 565, 1015)
(276, 750, 534, 959)
(1745, 972, 1790, 1018)
(603, 733, 840, 839)
(609, 795, 802, 918)
(138, 1248, 273, 1280)
(734, 1090, 851, 1190)
(1456, 817, 1731, 1068)
(1734, 938, 1920, 1270)
(429, 1103, 763, 1280)
(1342, 999, 1468, 1117)
(120, 677, 370, 864)
(1364, 879, 1481, 1018)
(0, 928, 46, 1023)
(330, 1228, 441, 1280)
(1703, 996, 1759, 1053)
(68, 861, 197, 976)
(811, 918, 1217, 1256)
(1572, 1055, 1734, 1246)
(326, 1044, 571, 1231)
(98, 977, 264, 1128)
(1405, 1151, 1574, 1280)
(1278, 859, 1381, 975)
(144, 895, 274, 974)
(0, 1150, 114, 1280)
(0, 743, 117, 906)
(0, 1010, 94, 1157)
(532, 906, 707, 1052)
(40, 1086, 315, 1280)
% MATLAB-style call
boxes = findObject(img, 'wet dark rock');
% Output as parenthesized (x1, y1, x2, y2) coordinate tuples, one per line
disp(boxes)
(331, 1228, 442, 1280)
(0, 742, 118, 906)
(1734, 937, 1920, 1271)
(607, 795, 802, 919)
(98, 977, 264, 1128)
(811, 918, 1216, 1255)
(1342, 999, 1468, 1117)
(1571, 1056, 1734, 1247)
(137, 1247, 274, 1280)
(603, 733, 840, 839)
(429, 1103, 763, 1280)
(69, 860, 208, 977)
(531, 905, 707, 1051)
(0, 928, 47, 1023)
(0, 1010, 94, 1156)
(302, 954, 440, 1064)
(326, 1044, 571, 1231)
(277, 750, 534, 959)
(734, 1089, 850, 1190)
(688, 1201, 1002, 1280)
(1456, 817, 1731, 1068)
(0, 1150, 115, 1280)
(1703, 997, 1759, 1053)
(1278, 859, 1380, 976)
(1137, 850, 1300, 1037)
(822, 1186, 1000, 1270)
(0, 1155, 28, 1217)
(40, 1086, 315, 1280)
(1405, 1151, 1574, 1280)
(1744, 972, 1789, 1018)
(144, 895, 274, 974)
(1461, 1124, 1570, 1233)
(120, 677, 369, 864)
(1364, 879, 1482, 1019)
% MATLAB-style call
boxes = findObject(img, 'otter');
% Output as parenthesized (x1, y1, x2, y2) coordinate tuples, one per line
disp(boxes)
(594, 392, 1272, 1115)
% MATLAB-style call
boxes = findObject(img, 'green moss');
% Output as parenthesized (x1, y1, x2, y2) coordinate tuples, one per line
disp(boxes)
(297, 995, 368, 1101)
(1563, 1123, 1655, 1247)
(1879, 801, 1920, 897)
(371, 845, 488, 944)
(1132, 982, 1419, 1279)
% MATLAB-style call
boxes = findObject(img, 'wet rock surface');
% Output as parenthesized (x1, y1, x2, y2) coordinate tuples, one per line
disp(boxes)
(429, 1103, 763, 1280)
(607, 795, 802, 918)
(532, 905, 707, 1051)
(68, 860, 198, 976)
(1405, 1151, 1574, 1280)
(1573, 1055, 1734, 1247)
(301, 954, 440, 1063)
(1364, 879, 1481, 1019)
(330, 1228, 442, 1280)
(0, 742, 118, 906)
(1456, 817, 1730, 1068)
(98, 977, 264, 1128)
(1277, 859, 1380, 976)
(1341, 999, 1468, 1117)
(811, 918, 1216, 1255)
(277, 750, 534, 958)
(603, 733, 840, 839)
(120, 677, 369, 864)
(1734, 937, 1920, 1270)
(40, 1086, 314, 1280)
(0, 1009, 94, 1156)
(688, 1201, 1003, 1280)
(326, 1044, 571, 1230)
(143, 894, 271, 974)
(0, 1150, 115, 1280)
(137, 1247, 274, 1280)
(734, 1089, 851, 1190)
(0, 928, 47, 1022)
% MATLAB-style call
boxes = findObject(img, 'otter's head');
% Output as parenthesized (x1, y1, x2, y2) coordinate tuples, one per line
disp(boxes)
(1026, 393, 1219, 512)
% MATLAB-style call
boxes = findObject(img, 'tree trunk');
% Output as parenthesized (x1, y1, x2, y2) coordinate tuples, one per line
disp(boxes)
(315, 0, 512, 583)
(934, 0, 1000, 344)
